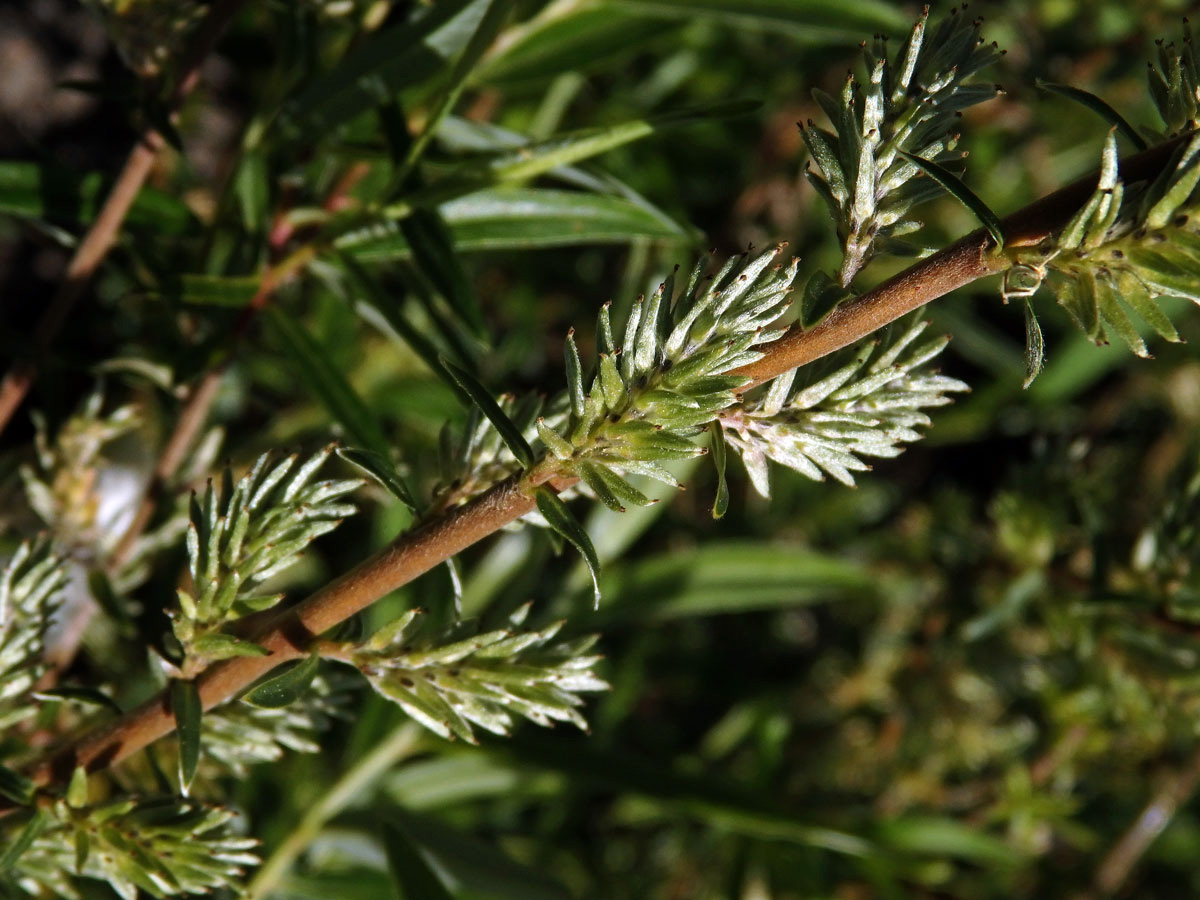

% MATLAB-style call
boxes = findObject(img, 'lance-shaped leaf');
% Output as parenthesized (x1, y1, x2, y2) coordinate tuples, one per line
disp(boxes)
(171, 679, 202, 794)
(243, 654, 322, 709)
(536, 487, 601, 607)
(898, 150, 1006, 248)
(337, 446, 419, 511)
(443, 357, 535, 469)
(1036, 80, 1148, 150)
(1022, 298, 1046, 389)
(0, 764, 34, 806)
(710, 422, 731, 519)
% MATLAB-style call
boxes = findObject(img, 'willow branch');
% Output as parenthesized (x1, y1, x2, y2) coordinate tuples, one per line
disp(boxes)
(12, 134, 1190, 804)
(0, 0, 247, 437)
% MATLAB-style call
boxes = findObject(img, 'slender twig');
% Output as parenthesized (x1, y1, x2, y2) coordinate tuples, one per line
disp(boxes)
(9, 134, 1191, 808)
(0, 0, 248, 437)
(1080, 743, 1200, 899)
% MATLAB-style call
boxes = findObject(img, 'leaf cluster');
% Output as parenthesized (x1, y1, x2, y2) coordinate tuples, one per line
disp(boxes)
(170, 446, 361, 670)
(802, 5, 1004, 286)
(9, 795, 256, 900)
(1015, 129, 1200, 376)
(347, 604, 607, 744)
(722, 319, 968, 494)
(0, 539, 67, 731)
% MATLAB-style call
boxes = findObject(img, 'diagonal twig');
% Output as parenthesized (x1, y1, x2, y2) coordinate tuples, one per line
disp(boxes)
(0, 0, 248, 437)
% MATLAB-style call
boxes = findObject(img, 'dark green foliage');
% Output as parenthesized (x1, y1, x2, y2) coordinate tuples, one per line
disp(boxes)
(7, 2, 1200, 899)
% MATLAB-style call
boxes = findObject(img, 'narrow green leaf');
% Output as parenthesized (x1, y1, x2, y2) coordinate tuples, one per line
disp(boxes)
(234, 150, 271, 232)
(1116, 271, 1181, 342)
(243, 654, 321, 709)
(536, 487, 602, 607)
(0, 160, 193, 232)
(190, 632, 271, 661)
(537, 418, 575, 460)
(441, 357, 535, 469)
(580, 463, 628, 512)
(598, 354, 626, 408)
(267, 307, 391, 458)
(34, 686, 123, 715)
(172, 274, 260, 307)
(0, 810, 48, 872)
(0, 765, 34, 806)
(339, 253, 461, 387)
(1036, 81, 1149, 150)
(371, 102, 759, 224)
(281, 0, 493, 142)
(170, 679, 202, 794)
(1094, 272, 1150, 357)
(897, 150, 1006, 248)
(342, 189, 689, 260)
(1021, 298, 1045, 389)
(401, 208, 487, 339)
(710, 422, 730, 518)
(395, 0, 511, 187)
(337, 446, 419, 511)
(565, 328, 586, 420)
(382, 821, 457, 900)
(66, 766, 88, 808)
(591, 463, 654, 510)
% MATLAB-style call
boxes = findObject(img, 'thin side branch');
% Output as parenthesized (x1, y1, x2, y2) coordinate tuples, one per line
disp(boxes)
(12, 134, 1192, 805)
(0, 0, 247, 437)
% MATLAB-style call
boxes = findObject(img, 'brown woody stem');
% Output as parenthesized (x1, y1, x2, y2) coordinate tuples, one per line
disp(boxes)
(12, 134, 1191, 804)
(0, 0, 247, 438)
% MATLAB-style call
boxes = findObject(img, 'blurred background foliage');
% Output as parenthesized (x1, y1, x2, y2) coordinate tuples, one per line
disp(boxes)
(7, 0, 1200, 897)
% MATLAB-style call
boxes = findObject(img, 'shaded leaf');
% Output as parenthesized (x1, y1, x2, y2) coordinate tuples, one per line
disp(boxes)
(243, 654, 321, 709)
(442, 358, 535, 469)
(710, 421, 730, 519)
(267, 308, 391, 457)
(337, 446, 419, 511)
(0, 810, 48, 872)
(898, 150, 1005, 247)
(170, 679, 202, 794)
(0, 765, 34, 806)
(536, 487, 601, 607)
(1037, 80, 1148, 150)
(382, 821, 456, 900)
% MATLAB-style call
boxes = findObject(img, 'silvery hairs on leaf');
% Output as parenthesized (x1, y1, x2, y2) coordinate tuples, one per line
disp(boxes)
(346, 604, 608, 744)
(171, 445, 362, 668)
(1148, 19, 1200, 139)
(533, 244, 801, 510)
(1013, 129, 1200, 365)
(0, 539, 68, 731)
(12, 796, 257, 900)
(721, 319, 968, 496)
(801, 5, 1004, 287)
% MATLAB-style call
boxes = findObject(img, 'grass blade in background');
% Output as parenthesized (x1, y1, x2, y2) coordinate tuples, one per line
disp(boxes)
(267, 307, 392, 457)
